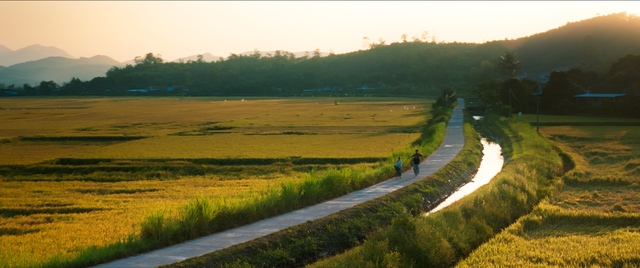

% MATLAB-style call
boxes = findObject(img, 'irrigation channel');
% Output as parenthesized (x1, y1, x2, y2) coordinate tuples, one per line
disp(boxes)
(426, 116, 504, 216)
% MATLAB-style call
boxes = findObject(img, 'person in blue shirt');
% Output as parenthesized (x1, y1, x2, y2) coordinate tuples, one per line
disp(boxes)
(394, 157, 403, 179)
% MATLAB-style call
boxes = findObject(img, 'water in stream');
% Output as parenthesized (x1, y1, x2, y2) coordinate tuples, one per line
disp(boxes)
(425, 136, 504, 216)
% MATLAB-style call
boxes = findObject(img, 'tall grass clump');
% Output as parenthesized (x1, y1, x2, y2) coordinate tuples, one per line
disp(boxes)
(310, 112, 564, 267)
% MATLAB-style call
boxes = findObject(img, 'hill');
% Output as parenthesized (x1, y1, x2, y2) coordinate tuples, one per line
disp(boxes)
(0, 55, 124, 85)
(507, 12, 640, 79)
(0, 44, 74, 67)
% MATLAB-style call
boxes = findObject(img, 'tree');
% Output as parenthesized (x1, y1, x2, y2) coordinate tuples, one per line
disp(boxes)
(473, 79, 503, 112)
(62, 77, 86, 95)
(605, 54, 640, 90)
(500, 78, 538, 114)
(134, 53, 164, 65)
(496, 51, 522, 79)
(541, 71, 583, 114)
(36, 81, 59, 95)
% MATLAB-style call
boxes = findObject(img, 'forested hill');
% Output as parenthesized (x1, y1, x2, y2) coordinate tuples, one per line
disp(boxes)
(505, 12, 640, 77)
(4, 12, 640, 97)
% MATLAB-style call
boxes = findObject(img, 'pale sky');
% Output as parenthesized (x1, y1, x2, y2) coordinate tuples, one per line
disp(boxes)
(2, 1, 639, 63)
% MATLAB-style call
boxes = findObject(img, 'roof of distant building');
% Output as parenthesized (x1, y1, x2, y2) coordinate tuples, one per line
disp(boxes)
(573, 93, 625, 98)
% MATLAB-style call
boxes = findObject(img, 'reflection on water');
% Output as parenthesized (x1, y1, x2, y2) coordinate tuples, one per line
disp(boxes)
(425, 138, 503, 216)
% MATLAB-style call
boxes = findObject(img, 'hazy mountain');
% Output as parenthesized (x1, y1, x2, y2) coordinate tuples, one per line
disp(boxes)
(0, 55, 124, 85)
(0, 45, 11, 56)
(0, 44, 74, 67)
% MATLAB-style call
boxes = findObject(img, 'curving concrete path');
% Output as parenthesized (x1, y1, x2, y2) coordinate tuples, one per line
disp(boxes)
(94, 98, 465, 268)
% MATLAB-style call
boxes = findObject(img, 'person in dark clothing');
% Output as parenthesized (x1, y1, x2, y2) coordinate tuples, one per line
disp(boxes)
(411, 149, 423, 176)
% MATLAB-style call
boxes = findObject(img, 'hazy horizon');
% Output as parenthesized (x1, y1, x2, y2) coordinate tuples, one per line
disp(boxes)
(2, 1, 640, 62)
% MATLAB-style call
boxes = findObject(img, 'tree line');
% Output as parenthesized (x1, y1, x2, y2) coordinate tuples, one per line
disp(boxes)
(1, 13, 639, 116)
(475, 53, 640, 117)
(1, 41, 487, 98)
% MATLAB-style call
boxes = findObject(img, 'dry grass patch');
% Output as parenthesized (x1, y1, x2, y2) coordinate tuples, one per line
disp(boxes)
(458, 203, 640, 268)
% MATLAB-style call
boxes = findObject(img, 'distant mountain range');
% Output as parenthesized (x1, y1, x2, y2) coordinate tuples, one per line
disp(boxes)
(0, 44, 126, 85)
(0, 44, 74, 66)
(0, 45, 330, 85)
(0, 55, 125, 86)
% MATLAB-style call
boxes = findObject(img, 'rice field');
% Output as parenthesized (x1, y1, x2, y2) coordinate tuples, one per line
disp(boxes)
(0, 96, 433, 267)
(457, 123, 640, 267)
(0, 97, 426, 164)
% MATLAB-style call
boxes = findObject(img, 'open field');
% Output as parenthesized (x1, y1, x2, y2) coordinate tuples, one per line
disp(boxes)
(0, 96, 434, 267)
(0, 97, 427, 164)
(457, 123, 640, 267)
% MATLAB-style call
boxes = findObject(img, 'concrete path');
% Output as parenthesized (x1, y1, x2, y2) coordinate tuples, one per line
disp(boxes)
(94, 98, 465, 268)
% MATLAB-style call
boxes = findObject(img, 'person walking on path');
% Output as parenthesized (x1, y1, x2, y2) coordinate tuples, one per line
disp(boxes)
(92, 98, 465, 268)
(411, 149, 423, 176)
(394, 157, 403, 179)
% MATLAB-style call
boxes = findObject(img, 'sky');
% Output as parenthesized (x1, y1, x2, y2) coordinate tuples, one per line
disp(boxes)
(2, 1, 640, 63)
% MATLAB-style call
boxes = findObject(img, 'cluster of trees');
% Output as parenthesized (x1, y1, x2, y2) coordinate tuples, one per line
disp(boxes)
(474, 53, 640, 117)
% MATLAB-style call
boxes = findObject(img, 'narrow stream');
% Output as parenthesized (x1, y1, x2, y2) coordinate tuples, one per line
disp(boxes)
(425, 135, 504, 216)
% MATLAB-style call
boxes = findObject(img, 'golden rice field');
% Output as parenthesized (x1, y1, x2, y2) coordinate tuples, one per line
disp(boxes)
(0, 96, 433, 267)
(0, 97, 427, 164)
(458, 123, 640, 267)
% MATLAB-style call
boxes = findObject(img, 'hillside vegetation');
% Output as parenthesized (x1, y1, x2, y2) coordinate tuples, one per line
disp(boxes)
(2, 13, 639, 99)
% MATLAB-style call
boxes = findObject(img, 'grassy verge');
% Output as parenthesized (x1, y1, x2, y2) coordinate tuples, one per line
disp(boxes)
(309, 113, 564, 267)
(37, 92, 457, 267)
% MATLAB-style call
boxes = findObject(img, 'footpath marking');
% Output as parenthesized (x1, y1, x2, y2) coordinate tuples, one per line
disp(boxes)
(94, 98, 465, 268)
